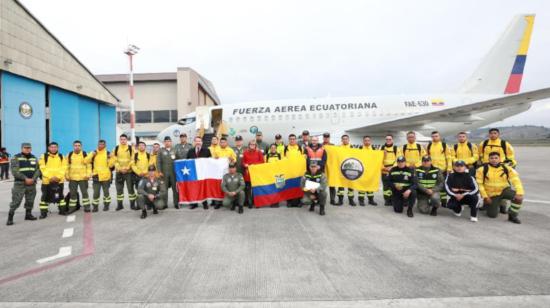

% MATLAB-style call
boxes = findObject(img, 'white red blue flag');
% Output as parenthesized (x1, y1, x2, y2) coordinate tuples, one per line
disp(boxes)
(175, 158, 228, 204)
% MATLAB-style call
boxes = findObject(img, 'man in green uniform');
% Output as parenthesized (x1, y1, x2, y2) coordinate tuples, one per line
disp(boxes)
(232, 135, 246, 175)
(7, 143, 40, 225)
(136, 165, 165, 219)
(416, 156, 444, 216)
(157, 136, 178, 209)
(175, 133, 193, 159)
(301, 161, 327, 216)
(221, 163, 246, 214)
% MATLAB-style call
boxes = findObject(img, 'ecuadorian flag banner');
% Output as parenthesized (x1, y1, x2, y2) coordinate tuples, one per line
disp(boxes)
(325, 145, 384, 192)
(249, 156, 306, 207)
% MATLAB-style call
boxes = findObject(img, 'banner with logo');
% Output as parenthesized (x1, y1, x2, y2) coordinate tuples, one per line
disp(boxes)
(249, 156, 306, 207)
(324, 145, 383, 192)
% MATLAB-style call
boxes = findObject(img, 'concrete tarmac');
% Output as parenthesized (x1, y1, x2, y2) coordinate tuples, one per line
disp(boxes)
(0, 147, 549, 307)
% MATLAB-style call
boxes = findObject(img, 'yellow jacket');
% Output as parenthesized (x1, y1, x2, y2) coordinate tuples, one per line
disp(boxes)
(399, 143, 426, 168)
(215, 146, 237, 161)
(284, 144, 303, 159)
(39, 152, 67, 184)
(452, 142, 478, 166)
(112, 144, 134, 172)
(476, 163, 524, 198)
(381, 144, 398, 168)
(66, 151, 92, 181)
(427, 141, 452, 172)
(209, 145, 220, 158)
(88, 149, 112, 181)
(131, 151, 152, 176)
(478, 138, 517, 167)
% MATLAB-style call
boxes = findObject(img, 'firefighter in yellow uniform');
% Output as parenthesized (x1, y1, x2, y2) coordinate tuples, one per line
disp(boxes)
(426, 131, 452, 206)
(381, 134, 398, 206)
(88, 139, 113, 212)
(452, 132, 479, 176)
(209, 136, 221, 158)
(476, 151, 524, 224)
(132, 141, 153, 197)
(478, 128, 517, 168)
(283, 134, 304, 207)
(214, 137, 237, 162)
(112, 134, 135, 211)
(358, 136, 378, 206)
(38, 142, 67, 218)
(336, 134, 356, 206)
(399, 131, 426, 169)
(66, 140, 92, 214)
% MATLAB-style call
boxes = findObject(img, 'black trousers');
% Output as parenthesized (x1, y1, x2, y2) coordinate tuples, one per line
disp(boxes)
(1, 163, 9, 179)
(391, 189, 416, 213)
(447, 194, 479, 218)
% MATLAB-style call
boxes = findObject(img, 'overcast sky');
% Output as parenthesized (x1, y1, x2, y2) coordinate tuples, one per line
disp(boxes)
(21, 0, 550, 127)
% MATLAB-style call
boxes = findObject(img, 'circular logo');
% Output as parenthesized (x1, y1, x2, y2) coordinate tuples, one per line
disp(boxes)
(340, 158, 364, 180)
(19, 102, 33, 119)
(249, 126, 258, 134)
(173, 129, 180, 137)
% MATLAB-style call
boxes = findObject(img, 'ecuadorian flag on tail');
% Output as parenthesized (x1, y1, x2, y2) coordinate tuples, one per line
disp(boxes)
(325, 145, 383, 191)
(249, 156, 306, 207)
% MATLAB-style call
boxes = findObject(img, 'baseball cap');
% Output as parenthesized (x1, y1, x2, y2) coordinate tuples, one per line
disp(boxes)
(256, 131, 263, 136)
(235, 135, 243, 141)
(21, 142, 32, 148)
(179, 133, 187, 137)
(148, 165, 156, 172)
(302, 130, 310, 135)
(275, 134, 282, 139)
(454, 160, 466, 166)
(229, 162, 237, 168)
(396, 156, 406, 163)
(422, 155, 432, 162)
(164, 136, 172, 141)
(322, 132, 330, 138)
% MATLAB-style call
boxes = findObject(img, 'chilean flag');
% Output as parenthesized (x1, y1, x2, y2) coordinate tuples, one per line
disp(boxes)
(175, 158, 228, 204)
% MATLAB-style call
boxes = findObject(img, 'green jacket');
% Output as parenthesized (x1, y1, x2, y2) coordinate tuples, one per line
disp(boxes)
(221, 172, 245, 194)
(11, 153, 40, 182)
(300, 171, 327, 192)
(156, 147, 176, 174)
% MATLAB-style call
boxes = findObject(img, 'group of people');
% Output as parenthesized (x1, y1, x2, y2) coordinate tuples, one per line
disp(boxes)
(6, 127, 524, 225)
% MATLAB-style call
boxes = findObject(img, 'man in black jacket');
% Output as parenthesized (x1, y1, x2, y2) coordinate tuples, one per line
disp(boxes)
(388, 156, 417, 217)
(186, 136, 211, 209)
(445, 160, 480, 222)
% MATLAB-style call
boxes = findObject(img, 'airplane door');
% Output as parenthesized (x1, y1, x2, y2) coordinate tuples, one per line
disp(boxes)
(195, 106, 211, 130)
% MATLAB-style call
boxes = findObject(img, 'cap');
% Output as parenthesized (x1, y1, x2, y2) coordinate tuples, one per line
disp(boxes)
(309, 161, 319, 167)
(256, 131, 263, 136)
(422, 155, 431, 162)
(229, 162, 237, 168)
(396, 156, 406, 163)
(454, 160, 466, 166)
(164, 136, 172, 141)
(275, 134, 282, 139)
(179, 133, 187, 137)
(323, 132, 330, 138)
(302, 130, 310, 135)
(148, 165, 156, 172)
(235, 135, 243, 141)
(21, 142, 31, 148)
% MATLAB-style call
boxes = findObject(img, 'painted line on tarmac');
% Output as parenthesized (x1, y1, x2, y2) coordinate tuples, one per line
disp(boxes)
(36, 246, 72, 264)
(525, 199, 550, 204)
(0, 212, 95, 286)
(66, 215, 76, 222)
(62, 228, 74, 238)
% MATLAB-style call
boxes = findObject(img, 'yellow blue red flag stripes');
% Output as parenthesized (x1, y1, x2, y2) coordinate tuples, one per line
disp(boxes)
(325, 145, 383, 192)
(249, 156, 306, 207)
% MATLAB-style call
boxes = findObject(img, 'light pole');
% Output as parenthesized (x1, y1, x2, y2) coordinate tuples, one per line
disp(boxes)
(124, 44, 140, 145)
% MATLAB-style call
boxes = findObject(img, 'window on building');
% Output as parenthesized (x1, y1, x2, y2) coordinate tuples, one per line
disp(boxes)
(136, 111, 152, 123)
(118, 111, 130, 124)
(169, 110, 178, 122)
(153, 110, 170, 123)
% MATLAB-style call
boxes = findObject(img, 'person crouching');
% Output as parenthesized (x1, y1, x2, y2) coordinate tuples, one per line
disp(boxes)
(444, 160, 480, 222)
(136, 165, 165, 219)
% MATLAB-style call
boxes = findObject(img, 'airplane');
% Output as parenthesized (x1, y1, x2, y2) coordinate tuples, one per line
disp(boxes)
(158, 14, 550, 146)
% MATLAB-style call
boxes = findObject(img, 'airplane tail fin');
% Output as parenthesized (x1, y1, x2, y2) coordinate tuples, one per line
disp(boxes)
(460, 14, 535, 94)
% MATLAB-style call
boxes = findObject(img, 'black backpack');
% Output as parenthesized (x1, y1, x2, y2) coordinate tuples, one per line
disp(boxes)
(134, 152, 151, 163)
(402, 143, 421, 154)
(482, 163, 510, 182)
(482, 139, 509, 161)
(114, 145, 133, 157)
(454, 142, 473, 156)
(43, 152, 63, 164)
(427, 142, 447, 155)
(68, 151, 87, 164)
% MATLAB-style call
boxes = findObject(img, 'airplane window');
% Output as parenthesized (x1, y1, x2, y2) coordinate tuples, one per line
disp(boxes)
(332, 112, 337, 118)
(350, 111, 354, 117)
(278, 115, 283, 121)
(292, 114, 296, 120)
(342, 112, 346, 118)
(243, 116, 247, 122)
(264, 115, 268, 121)
(298, 114, 302, 120)
(257, 116, 261, 121)
(305, 114, 309, 119)
(285, 114, 290, 120)
(228, 117, 233, 122)
(318, 113, 322, 119)
(177, 117, 197, 126)
(235, 117, 240, 123)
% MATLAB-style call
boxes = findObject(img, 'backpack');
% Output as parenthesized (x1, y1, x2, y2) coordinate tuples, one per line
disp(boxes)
(89, 150, 113, 171)
(482, 139, 509, 161)
(482, 163, 510, 182)
(284, 145, 303, 155)
(454, 142, 473, 156)
(384, 145, 398, 154)
(134, 152, 151, 163)
(43, 152, 63, 164)
(427, 142, 447, 155)
(402, 143, 421, 154)
(68, 151, 87, 164)
(114, 145, 133, 157)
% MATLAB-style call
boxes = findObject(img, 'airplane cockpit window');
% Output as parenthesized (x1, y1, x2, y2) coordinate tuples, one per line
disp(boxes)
(177, 117, 196, 126)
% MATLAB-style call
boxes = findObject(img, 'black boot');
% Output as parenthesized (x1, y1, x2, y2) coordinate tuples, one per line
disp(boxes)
(231, 204, 236, 211)
(6, 209, 15, 226)
(441, 199, 447, 208)
(116, 201, 124, 211)
(140, 209, 147, 219)
(84, 205, 91, 213)
(500, 205, 508, 214)
(238, 206, 244, 214)
(384, 198, 392, 206)
(190, 204, 198, 209)
(203, 202, 209, 210)
(130, 200, 137, 210)
(407, 206, 414, 218)
(67, 207, 78, 215)
(348, 197, 356, 206)
(358, 197, 366, 206)
(214, 203, 221, 209)
(103, 204, 110, 211)
(39, 209, 48, 219)
(153, 207, 159, 215)
(175, 203, 181, 210)
(329, 188, 336, 205)
(309, 204, 315, 212)
(92, 205, 99, 212)
(25, 209, 37, 221)
(319, 204, 325, 216)
(368, 197, 378, 206)
(59, 206, 68, 216)
(248, 204, 253, 209)
(508, 212, 521, 224)
(335, 196, 343, 206)
(430, 207, 438, 216)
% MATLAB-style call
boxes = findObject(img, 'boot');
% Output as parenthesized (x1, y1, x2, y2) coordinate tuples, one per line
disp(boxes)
(39, 209, 48, 219)
(231, 204, 236, 211)
(67, 206, 78, 215)
(92, 204, 99, 212)
(175, 203, 180, 210)
(500, 205, 508, 214)
(348, 197, 356, 206)
(248, 204, 253, 209)
(190, 204, 198, 209)
(203, 202, 209, 210)
(25, 209, 37, 221)
(153, 207, 159, 215)
(407, 206, 414, 218)
(384, 198, 392, 206)
(319, 204, 325, 216)
(140, 209, 147, 219)
(130, 200, 137, 210)
(116, 201, 124, 211)
(83, 205, 91, 213)
(335, 196, 343, 206)
(214, 204, 221, 210)
(103, 204, 110, 211)
(6, 209, 14, 226)
(441, 199, 448, 208)
(358, 197, 366, 206)
(508, 212, 521, 224)
(309, 204, 315, 212)
(329, 189, 336, 205)
(368, 197, 378, 206)
(59, 206, 68, 216)
(238, 206, 244, 214)
(430, 207, 438, 216)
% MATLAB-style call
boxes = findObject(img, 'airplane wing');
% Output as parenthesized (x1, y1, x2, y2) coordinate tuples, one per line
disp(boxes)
(347, 87, 550, 135)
